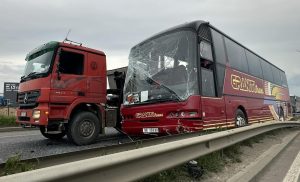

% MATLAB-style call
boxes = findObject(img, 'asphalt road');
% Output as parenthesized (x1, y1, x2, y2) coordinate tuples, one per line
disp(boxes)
(255, 131, 300, 182)
(0, 128, 131, 164)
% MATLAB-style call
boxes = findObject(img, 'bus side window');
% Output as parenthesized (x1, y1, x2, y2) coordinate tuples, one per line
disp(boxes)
(200, 40, 216, 97)
(200, 41, 214, 70)
(201, 68, 216, 97)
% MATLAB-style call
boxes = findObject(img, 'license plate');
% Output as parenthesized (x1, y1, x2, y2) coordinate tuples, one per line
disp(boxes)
(21, 112, 27, 117)
(143, 128, 159, 134)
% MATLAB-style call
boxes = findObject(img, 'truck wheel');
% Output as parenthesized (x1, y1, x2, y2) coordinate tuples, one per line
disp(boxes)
(235, 109, 247, 127)
(40, 126, 66, 140)
(67, 112, 100, 145)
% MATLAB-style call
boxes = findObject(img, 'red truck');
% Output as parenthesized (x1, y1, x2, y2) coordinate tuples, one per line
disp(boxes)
(17, 41, 126, 145)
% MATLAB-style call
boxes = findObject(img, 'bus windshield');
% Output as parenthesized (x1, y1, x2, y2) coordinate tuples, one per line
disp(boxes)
(123, 30, 198, 105)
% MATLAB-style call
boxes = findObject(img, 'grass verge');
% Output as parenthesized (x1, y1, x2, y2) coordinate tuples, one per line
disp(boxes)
(0, 115, 17, 127)
(139, 144, 243, 182)
(290, 116, 300, 121)
(0, 155, 36, 176)
(140, 129, 282, 182)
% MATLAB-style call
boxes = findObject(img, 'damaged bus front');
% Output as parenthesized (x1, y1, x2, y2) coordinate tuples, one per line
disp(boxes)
(121, 27, 203, 135)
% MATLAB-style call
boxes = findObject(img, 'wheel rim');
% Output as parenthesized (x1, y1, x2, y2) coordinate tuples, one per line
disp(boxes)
(236, 115, 246, 127)
(79, 120, 95, 137)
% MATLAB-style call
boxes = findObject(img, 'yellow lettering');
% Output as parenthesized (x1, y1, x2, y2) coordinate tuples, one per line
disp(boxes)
(231, 74, 264, 95)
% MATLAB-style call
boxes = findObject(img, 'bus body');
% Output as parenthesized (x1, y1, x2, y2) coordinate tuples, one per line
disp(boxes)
(121, 20, 290, 136)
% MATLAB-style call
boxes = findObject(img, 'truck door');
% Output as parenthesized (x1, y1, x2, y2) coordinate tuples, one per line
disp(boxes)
(51, 47, 87, 104)
(199, 27, 227, 129)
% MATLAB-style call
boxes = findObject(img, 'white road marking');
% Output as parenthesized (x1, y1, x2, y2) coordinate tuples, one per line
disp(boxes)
(283, 150, 300, 182)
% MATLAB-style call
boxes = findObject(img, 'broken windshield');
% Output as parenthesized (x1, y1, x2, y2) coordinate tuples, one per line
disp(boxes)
(124, 30, 198, 105)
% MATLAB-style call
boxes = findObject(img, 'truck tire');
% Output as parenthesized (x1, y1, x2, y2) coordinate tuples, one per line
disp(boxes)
(40, 126, 66, 140)
(235, 109, 247, 127)
(67, 111, 100, 145)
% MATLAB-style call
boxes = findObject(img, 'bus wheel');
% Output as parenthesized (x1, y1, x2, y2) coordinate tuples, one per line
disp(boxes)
(40, 126, 66, 140)
(67, 111, 100, 145)
(235, 109, 247, 127)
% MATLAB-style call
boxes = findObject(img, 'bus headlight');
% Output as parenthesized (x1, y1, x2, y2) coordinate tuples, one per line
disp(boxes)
(32, 110, 41, 119)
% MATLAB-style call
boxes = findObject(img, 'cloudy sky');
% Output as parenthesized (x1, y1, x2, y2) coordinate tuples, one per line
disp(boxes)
(0, 0, 299, 95)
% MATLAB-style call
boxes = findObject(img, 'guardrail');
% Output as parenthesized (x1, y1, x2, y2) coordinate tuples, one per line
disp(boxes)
(1, 121, 299, 182)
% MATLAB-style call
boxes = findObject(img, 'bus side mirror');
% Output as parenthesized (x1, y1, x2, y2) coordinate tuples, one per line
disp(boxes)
(56, 63, 61, 80)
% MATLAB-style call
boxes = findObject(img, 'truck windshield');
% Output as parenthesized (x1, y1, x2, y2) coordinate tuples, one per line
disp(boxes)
(22, 48, 55, 80)
(124, 30, 198, 105)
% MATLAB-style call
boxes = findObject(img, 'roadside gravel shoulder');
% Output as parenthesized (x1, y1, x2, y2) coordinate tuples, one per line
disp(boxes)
(201, 129, 296, 182)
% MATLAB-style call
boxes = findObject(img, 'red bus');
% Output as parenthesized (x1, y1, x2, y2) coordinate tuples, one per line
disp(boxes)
(121, 20, 290, 136)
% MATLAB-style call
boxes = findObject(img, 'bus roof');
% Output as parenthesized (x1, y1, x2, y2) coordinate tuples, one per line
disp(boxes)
(132, 20, 285, 73)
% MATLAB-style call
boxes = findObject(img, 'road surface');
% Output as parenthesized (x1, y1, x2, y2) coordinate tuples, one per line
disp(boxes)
(0, 128, 131, 164)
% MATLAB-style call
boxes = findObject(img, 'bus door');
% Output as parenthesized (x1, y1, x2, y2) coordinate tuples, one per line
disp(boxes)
(199, 37, 226, 129)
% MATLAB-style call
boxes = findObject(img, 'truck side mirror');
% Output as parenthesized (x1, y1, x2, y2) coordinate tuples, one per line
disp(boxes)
(56, 63, 61, 80)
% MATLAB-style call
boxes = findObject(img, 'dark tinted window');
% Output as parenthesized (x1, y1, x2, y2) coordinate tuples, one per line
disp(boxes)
(59, 51, 84, 75)
(211, 29, 226, 65)
(261, 60, 273, 82)
(201, 68, 216, 97)
(280, 71, 288, 87)
(224, 38, 248, 73)
(216, 64, 225, 96)
(245, 50, 263, 78)
(272, 66, 281, 85)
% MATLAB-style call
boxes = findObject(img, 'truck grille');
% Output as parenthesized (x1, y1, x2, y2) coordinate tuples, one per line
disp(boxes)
(18, 90, 40, 109)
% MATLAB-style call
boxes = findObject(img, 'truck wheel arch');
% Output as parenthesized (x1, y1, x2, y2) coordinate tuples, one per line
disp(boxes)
(66, 100, 105, 132)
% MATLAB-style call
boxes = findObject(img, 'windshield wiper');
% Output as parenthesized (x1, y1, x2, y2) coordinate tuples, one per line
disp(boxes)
(145, 76, 181, 101)
(21, 72, 43, 81)
(26, 72, 38, 78)
(142, 97, 178, 104)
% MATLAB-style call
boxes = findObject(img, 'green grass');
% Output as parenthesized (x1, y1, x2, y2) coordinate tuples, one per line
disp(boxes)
(139, 144, 242, 182)
(140, 129, 285, 182)
(290, 116, 300, 121)
(0, 115, 17, 127)
(197, 151, 225, 173)
(0, 155, 35, 176)
(241, 133, 265, 147)
(139, 166, 189, 182)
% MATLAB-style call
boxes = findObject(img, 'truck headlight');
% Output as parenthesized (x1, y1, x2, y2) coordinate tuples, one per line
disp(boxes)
(33, 110, 41, 119)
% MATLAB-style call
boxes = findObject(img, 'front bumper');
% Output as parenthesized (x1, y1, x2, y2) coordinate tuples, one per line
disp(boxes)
(16, 105, 49, 126)
(121, 120, 203, 136)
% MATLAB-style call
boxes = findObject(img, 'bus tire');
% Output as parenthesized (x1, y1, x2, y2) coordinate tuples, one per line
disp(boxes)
(40, 126, 66, 140)
(235, 109, 247, 127)
(67, 111, 100, 145)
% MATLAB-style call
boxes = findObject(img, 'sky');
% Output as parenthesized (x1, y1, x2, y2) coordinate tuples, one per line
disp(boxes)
(0, 0, 299, 95)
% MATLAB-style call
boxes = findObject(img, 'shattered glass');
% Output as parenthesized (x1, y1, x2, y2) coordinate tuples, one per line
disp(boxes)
(124, 30, 198, 105)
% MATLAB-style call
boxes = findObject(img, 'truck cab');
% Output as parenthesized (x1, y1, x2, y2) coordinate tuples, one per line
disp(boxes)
(17, 41, 125, 145)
